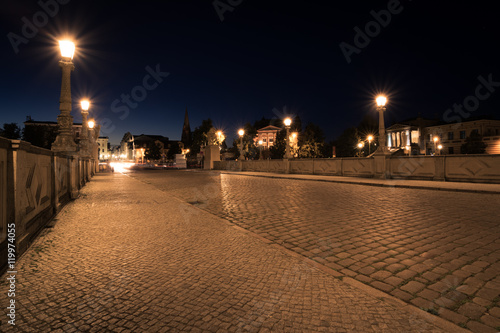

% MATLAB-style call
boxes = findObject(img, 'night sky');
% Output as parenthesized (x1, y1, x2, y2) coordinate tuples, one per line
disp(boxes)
(1, 0, 499, 145)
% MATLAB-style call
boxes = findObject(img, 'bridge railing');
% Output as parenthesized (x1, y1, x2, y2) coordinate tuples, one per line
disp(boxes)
(0, 137, 94, 274)
(214, 154, 500, 183)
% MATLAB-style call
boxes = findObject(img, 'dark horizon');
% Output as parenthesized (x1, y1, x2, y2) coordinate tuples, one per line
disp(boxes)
(1, 0, 499, 145)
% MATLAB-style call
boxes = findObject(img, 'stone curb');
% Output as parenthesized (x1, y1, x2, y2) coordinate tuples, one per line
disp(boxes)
(219, 171, 500, 195)
(127, 173, 473, 333)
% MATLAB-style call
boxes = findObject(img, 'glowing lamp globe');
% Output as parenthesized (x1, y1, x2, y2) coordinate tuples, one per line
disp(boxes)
(238, 129, 244, 136)
(284, 118, 292, 127)
(59, 40, 75, 60)
(88, 119, 95, 129)
(376, 96, 387, 107)
(81, 100, 90, 111)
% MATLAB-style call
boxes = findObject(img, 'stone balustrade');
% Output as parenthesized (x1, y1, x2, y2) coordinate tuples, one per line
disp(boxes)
(0, 137, 94, 274)
(214, 154, 500, 183)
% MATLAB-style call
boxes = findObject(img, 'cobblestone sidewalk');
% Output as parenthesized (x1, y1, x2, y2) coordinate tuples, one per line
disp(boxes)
(0, 172, 463, 332)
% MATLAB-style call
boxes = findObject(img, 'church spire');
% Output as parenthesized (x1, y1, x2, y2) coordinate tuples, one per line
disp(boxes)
(181, 107, 192, 147)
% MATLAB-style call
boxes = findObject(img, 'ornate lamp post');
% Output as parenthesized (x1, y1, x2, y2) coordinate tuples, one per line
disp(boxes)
(238, 129, 244, 160)
(375, 96, 389, 155)
(52, 40, 77, 153)
(284, 117, 292, 159)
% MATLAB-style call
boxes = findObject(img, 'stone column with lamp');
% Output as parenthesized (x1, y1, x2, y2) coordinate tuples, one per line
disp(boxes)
(52, 41, 77, 154)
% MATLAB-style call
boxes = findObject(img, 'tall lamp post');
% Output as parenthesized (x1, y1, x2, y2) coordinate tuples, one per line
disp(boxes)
(284, 117, 292, 159)
(367, 135, 374, 155)
(258, 140, 263, 160)
(79, 100, 90, 157)
(433, 136, 439, 155)
(437, 144, 443, 156)
(52, 40, 77, 153)
(357, 142, 364, 157)
(375, 96, 389, 155)
(238, 129, 245, 160)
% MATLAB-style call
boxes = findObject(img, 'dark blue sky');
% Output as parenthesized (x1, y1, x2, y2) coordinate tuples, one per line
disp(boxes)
(1, 0, 499, 145)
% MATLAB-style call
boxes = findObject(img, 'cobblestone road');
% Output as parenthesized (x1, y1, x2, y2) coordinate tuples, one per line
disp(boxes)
(127, 169, 500, 333)
(0, 172, 454, 332)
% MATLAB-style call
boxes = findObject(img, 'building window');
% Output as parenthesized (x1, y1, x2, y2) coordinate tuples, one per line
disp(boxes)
(460, 131, 466, 139)
(269, 139, 273, 143)
(471, 129, 479, 135)
(263, 139, 267, 143)
(448, 132, 454, 140)
(448, 147, 454, 154)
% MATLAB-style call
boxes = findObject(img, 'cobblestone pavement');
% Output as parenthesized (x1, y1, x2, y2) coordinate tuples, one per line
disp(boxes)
(126, 169, 500, 333)
(0, 172, 455, 332)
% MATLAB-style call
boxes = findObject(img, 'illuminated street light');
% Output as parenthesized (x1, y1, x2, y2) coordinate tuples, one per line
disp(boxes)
(433, 136, 439, 155)
(88, 119, 95, 129)
(374, 95, 389, 155)
(367, 135, 374, 155)
(284, 118, 292, 159)
(258, 140, 263, 160)
(238, 128, 244, 161)
(79, 99, 91, 158)
(437, 144, 443, 155)
(52, 40, 77, 153)
(406, 145, 410, 157)
(357, 142, 364, 157)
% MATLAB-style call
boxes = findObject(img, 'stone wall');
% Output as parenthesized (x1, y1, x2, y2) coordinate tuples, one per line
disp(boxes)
(214, 154, 500, 183)
(0, 137, 94, 274)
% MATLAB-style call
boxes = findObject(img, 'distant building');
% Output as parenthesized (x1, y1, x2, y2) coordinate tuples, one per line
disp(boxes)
(23, 116, 83, 149)
(97, 137, 109, 160)
(120, 132, 183, 163)
(386, 116, 500, 155)
(254, 125, 281, 149)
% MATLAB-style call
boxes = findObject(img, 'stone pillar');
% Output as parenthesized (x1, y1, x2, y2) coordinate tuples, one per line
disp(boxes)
(204, 145, 220, 170)
(52, 59, 77, 153)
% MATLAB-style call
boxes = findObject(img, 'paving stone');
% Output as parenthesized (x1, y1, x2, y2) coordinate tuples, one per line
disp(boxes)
(458, 303, 487, 320)
(401, 281, 426, 294)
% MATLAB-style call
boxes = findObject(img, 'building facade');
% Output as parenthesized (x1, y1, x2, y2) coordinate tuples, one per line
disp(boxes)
(386, 117, 500, 155)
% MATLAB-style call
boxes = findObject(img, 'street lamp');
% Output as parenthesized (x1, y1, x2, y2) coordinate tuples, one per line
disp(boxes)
(406, 145, 410, 157)
(357, 142, 364, 157)
(437, 144, 443, 155)
(367, 135, 374, 155)
(433, 136, 439, 155)
(238, 128, 244, 160)
(258, 140, 263, 160)
(52, 40, 77, 153)
(375, 96, 389, 155)
(79, 99, 90, 157)
(284, 117, 292, 159)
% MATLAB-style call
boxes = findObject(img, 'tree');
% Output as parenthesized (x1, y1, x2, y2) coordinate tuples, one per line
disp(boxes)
(297, 122, 325, 158)
(334, 127, 359, 157)
(144, 141, 163, 161)
(461, 132, 487, 154)
(22, 125, 58, 149)
(1, 123, 21, 139)
(190, 119, 213, 155)
(269, 129, 286, 159)
(167, 141, 181, 160)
